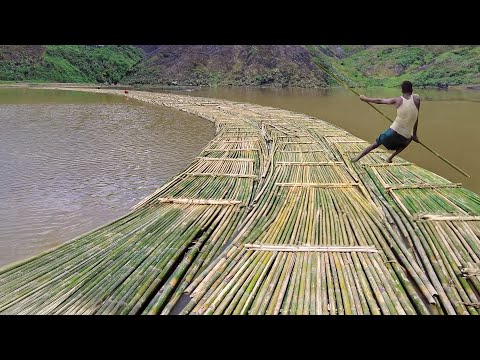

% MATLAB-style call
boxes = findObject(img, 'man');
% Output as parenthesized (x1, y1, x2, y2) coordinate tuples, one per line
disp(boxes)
(352, 80, 420, 163)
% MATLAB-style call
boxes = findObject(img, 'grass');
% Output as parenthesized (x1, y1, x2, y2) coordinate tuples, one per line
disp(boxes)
(0, 45, 143, 84)
(321, 45, 480, 88)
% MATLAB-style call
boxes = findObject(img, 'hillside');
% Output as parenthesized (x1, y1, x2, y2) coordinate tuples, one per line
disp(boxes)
(1, 45, 479, 88)
(124, 45, 480, 88)
(123, 45, 329, 87)
(313, 45, 480, 87)
(0, 45, 143, 84)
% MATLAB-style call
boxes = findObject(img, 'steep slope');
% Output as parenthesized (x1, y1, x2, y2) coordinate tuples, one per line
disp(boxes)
(2, 45, 479, 87)
(311, 45, 480, 87)
(124, 45, 329, 87)
(0, 45, 143, 84)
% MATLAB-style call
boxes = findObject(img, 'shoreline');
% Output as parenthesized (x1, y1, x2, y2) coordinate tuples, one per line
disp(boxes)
(2, 82, 480, 91)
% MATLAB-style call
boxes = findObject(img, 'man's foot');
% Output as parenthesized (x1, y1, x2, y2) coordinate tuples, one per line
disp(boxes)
(386, 157, 393, 163)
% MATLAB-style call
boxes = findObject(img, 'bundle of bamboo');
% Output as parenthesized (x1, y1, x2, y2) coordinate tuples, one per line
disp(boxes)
(182, 111, 439, 315)
(346, 135, 480, 314)
(1, 87, 477, 315)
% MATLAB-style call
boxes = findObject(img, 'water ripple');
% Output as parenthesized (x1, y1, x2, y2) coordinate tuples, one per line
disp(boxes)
(0, 90, 215, 266)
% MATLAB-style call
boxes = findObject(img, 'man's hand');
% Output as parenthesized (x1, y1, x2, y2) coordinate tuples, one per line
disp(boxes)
(412, 134, 420, 143)
(359, 95, 368, 102)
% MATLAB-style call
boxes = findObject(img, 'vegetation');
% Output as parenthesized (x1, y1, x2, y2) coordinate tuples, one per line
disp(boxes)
(313, 45, 480, 88)
(0, 45, 143, 84)
(1, 45, 479, 87)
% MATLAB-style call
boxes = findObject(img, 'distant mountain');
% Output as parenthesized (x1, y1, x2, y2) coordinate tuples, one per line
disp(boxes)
(126, 45, 480, 87)
(1, 45, 479, 87)
(125, 45, 329, 87)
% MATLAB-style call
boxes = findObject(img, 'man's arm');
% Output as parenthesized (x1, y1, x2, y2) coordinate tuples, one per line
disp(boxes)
(412, 96, 421, 142)
(360, 95, 399, 105)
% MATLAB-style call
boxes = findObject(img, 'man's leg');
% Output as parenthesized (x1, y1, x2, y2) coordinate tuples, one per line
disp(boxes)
(386, 145, 407, 163)
(352, 142, 380, 163)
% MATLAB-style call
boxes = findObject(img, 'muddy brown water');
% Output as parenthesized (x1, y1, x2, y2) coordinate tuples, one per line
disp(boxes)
(0, 88, 215, 267)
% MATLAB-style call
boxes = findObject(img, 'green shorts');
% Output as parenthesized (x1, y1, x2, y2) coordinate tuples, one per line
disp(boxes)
(376, 128, 411, 150)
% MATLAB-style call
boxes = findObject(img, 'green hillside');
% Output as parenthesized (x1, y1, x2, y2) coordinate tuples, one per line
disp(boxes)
(1, 45, 479, 88)
(0, 45, 143, 84)
(311, 45, 480, 87)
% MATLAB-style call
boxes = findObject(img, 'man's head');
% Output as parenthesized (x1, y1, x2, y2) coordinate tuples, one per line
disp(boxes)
(401, 81, 413, 94)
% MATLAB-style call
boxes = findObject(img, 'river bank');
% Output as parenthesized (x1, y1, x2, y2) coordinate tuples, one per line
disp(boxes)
(2, 82, 480, 91)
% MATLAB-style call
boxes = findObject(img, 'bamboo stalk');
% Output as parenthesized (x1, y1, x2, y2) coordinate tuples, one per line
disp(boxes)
(243, 244, 379, 253)
(157, 198, 241, 205)
(275, 182, 359, 188)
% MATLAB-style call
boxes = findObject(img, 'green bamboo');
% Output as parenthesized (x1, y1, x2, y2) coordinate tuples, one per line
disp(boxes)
(1, 88, 478, 316)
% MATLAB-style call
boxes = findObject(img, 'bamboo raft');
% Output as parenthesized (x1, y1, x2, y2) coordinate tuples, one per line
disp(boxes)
(0, 88, 479, 315)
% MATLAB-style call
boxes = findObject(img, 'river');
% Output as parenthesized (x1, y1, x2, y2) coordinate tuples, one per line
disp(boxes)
(0, 88, 215, 266)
